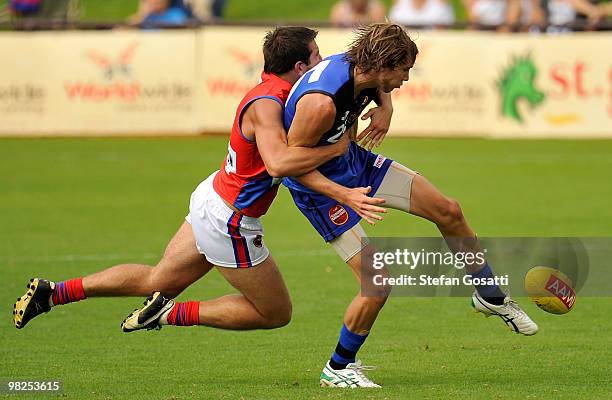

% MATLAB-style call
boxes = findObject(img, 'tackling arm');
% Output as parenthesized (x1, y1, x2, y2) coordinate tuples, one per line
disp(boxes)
(249, 98, 347, 178)
(287, 94, 387, 225)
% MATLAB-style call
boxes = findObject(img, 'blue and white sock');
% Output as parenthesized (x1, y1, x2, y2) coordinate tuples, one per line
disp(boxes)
(329, 324, 368, 370)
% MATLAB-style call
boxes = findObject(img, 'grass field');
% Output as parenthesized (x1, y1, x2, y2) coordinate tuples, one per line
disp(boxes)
(1, 137, 612, 399)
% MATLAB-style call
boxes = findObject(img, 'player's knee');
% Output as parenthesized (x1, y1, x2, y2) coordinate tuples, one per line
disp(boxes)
(272, 308, 292, 328)
(273, 300, 293, 328)
(436, 198, 465, 230)
(364, 293, 388, 310)
(262, 300, 292, 328)
(363, 273, 393, 300)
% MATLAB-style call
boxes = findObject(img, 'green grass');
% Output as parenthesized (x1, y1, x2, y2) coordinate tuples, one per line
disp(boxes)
(79, 0, 139, 21)
(1, 137, 612, 399)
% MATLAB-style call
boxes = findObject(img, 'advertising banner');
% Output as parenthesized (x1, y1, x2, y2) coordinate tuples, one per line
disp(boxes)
(487, 33, 612, 138)
(1, 30, 198, 135)
(1, 28, 610, 137)
(197, 28, 611, 138)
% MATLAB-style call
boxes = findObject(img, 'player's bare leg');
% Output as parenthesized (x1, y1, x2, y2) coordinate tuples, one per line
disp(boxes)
(320, 161, 539, 384)
(122, 254, 292, 331)
(318, 240, 385, 388)
(376, 163, 504, 290)
(406, 174, 484, 272)
(84, 222, 213, 297)
(378, 162, 538, 335)
(14, 222, 212, 329)
(326, 166, 501, 337)
(342, 244, 389, 335)
(200, 254, 292, 329)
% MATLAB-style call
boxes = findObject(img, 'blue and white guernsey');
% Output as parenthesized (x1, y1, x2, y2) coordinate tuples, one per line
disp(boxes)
(282, 53, 394, 242)
(283, 53, 379, 194)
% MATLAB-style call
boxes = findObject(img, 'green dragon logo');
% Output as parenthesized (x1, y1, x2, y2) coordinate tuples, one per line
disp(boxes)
(498, 54, 545, 122)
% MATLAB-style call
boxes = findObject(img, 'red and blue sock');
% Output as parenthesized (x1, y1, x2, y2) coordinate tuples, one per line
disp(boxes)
(329, 324, 369, 370)
(51, 277, 86, 306)
(166, 301, 200, 326)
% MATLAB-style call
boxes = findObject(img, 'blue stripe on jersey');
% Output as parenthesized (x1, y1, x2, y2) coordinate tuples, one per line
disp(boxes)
(233, 176, 274, 210)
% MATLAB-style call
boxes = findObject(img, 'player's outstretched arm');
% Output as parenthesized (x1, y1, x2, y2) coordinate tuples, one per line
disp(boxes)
(250, 98, 348, 178)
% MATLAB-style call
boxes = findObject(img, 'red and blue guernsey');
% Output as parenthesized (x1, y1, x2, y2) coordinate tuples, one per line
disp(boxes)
(212, 72, 292, 218)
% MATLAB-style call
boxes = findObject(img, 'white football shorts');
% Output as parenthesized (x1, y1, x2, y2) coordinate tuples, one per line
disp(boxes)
(185, 172, 269, 268)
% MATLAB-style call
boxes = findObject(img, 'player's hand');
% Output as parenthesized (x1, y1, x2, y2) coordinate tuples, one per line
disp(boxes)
(357, 105, 393, 150)
(342, 186, 386, 225)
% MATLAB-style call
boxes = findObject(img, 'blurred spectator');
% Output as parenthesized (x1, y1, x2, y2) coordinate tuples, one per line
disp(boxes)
(389, 0, 455, 28)
(330, 0, 386, 27)
(519, 0, 547, 29)
(463, 0, 505, 27)
(128, 0, 190, 28)
(547, 0, 605, 26)
(181, 0, 211, 21)
(7, 0, 80, 22)
(8, 0, 44, 17)
(521, 0, 606, 31)
(211, 0, 228, 19)
(463, 0, 524, 30)
(183, 0, 228, 21)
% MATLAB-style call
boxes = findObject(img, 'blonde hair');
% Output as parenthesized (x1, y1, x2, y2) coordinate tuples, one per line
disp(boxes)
(345, 23, 418, 73)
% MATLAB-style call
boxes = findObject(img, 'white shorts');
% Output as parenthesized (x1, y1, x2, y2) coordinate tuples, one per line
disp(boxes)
(185, 172, 270, 268)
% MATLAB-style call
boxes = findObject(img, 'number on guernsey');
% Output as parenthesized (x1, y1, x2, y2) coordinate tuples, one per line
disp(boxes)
(308, 60, 331, 83)
(287, 60, 331, 102)
(224, 142, 237, 175)
(327, 111, 350, 144)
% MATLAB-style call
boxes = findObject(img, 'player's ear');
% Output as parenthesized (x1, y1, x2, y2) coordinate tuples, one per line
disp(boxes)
(294, 61, 308, 77)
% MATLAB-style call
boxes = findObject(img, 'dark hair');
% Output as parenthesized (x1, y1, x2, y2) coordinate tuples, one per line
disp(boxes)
(263, 26, 318, 75)
(346, 23, 418, 73)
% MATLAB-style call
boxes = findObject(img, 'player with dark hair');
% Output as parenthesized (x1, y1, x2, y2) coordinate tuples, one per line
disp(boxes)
(13, 27, 385, 335)
(283, 23, 538, 388)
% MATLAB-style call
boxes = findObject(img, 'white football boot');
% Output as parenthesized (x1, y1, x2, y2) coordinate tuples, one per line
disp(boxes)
(472, 291, 538, 336)
(320, 360, 381, 388)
